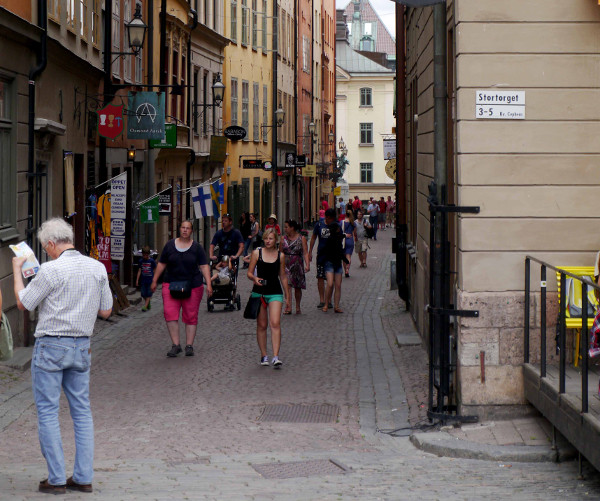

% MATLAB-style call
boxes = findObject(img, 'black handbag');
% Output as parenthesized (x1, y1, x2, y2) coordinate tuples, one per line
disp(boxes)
(169, 280, 192, 299)
(243, 295, 262, 319)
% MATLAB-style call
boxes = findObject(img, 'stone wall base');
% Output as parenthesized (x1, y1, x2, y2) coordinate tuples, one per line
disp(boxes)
(458, 403, 542, 422)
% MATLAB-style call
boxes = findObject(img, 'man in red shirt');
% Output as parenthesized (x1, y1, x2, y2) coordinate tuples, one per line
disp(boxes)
(351, 196, 362, 217)
(378, 197, 387, 230)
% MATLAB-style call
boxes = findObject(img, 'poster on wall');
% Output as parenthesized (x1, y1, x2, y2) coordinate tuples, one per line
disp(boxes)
(110, 173, 127, 260)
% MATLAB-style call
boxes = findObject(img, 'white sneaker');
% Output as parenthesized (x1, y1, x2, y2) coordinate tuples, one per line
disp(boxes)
(272, 357, 283, 369)
(260, 356, 270, 366)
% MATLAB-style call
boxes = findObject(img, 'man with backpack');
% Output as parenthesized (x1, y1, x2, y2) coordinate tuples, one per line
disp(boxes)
(209, 214, 244, 264)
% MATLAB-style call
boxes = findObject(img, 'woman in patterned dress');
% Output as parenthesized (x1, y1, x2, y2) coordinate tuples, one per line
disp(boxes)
(282, 220, 309, 314)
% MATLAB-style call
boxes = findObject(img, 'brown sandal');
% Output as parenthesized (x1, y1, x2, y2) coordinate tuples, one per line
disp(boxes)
(283, 309, 292, 315)
(334, 307, 344, 313)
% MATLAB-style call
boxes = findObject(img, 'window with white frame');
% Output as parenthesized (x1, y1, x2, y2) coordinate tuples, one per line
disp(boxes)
(242, 80, 249, 139)
(251, 0, 258, 49)
(123, 0, 132, 81)
(0, 79, 17, 239)
(112, 0, 121, 76)
(261, 0, 267, 51)
(91, 0, 100, 46)
(48, 0, 60, 21)
(230, 0, 237, 42)
(262, 84, 268, 143)
(360, 122, 373, 144)
(253, 83, 259, 141)
(360, 88, 372, 107)
(79, 0, 88, 39)
(360, 163, 373, 183)
(302, 36, 310, 73)
(241, 0, 249, 45)
(231, 78, 238, 125)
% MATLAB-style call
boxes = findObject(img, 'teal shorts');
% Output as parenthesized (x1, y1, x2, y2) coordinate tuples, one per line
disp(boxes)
(251, 292, 284, 303)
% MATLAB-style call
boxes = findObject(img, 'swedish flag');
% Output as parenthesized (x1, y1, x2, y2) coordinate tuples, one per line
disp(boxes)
(210, 180, 221, 218)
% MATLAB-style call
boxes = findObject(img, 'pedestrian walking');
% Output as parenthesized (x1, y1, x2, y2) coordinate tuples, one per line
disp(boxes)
(12, 218, 113, 495)
(247, 228, 289, 368)
(367, 199, 380, 240)
(378, 197, 387, 230)
(386, 195, 395, 228)
(265, 214, 281, 235)
(355, 210, 371, 268)
(282, 220, 309, 315)
(320, 208, 346, 313)
(352, 195, 362, 218)
(136, 245, 156, 311)
(342, 211, 357, 278)
(240, 212, 252, 260)
(209, 213, 245, 263)
(337, 197, 346, 221)
(151, 220, 212, 357)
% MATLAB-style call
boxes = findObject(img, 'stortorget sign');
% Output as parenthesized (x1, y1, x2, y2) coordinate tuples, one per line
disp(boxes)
(127, 91, 165, 140)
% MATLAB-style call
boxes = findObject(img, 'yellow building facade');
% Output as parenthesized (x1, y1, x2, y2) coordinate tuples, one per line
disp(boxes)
(223, 0, 276, 226)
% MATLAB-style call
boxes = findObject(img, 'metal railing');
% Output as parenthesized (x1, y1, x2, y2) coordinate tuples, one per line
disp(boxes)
(524, 256, 600, 414)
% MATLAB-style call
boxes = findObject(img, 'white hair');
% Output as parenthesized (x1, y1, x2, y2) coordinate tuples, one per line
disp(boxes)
(37, 218, 74, 246)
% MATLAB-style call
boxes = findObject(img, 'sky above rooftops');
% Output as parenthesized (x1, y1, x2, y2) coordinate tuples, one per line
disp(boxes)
(336, 0, 396, 38)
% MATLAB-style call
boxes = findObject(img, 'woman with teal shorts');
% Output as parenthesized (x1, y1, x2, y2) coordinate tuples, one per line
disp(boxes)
(247, 228, 289, 368)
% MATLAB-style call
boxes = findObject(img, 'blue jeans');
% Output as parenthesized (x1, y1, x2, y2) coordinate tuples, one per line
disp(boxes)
(32, 336, 93, 486)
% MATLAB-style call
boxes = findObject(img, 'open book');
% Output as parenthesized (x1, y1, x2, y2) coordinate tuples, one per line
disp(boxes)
(9, 241, 40, 278)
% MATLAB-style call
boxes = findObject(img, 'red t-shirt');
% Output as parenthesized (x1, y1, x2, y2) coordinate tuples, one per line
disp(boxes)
(352, 199, 362, 210)
(265, 223, 281, 235)
(378, 201, 386, 214)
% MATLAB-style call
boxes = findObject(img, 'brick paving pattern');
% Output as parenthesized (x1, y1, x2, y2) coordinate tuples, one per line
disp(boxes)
(1, 230, 600, 499)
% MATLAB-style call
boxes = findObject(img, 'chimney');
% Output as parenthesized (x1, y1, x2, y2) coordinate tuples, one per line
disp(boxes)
(336, 10, 348, 41)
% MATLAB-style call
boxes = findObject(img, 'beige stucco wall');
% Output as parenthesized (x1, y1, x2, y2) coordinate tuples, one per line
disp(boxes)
(405, 0, 600, 416)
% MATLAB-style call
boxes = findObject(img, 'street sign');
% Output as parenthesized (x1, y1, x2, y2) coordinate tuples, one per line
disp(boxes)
(475, 90, 525, 120)
(243, 159, 263, 169)
(224, 126, 247, 141)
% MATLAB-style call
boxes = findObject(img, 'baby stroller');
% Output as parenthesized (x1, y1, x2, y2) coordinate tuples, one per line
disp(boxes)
(207, 255, 241, 312)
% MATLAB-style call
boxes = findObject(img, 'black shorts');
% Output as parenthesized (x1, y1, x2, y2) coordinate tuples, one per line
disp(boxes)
(316, 264, 326, 279)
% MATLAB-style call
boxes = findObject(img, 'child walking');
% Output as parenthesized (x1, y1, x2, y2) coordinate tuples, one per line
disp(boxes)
(136, 246, 156, 311)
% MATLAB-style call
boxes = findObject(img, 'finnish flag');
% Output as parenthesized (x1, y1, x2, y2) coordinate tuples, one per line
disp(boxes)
(191, 184, 214, 219)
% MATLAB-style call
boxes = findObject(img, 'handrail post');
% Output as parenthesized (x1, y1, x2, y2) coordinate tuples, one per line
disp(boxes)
(559, 273, 566, 394)
(524, 258, 530, 364)
(582, 282, 589, 413)
(541, 265, 546, 378)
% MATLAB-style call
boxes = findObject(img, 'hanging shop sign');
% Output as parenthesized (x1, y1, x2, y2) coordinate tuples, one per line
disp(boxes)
(127, 92, 166, 139)
(210, 136, 228, 162)
(303, 164, 316, 178)
(296, 155, 306, 168)
(285, 153, 296, 168)
(383, 138, 396, 160)
(140, 196, 159, 223)
(243, 159, 263, 169)
(224, 125, 247, 141)
(385, 159, 397, 181)
(262, 161, 272, 171)
(158, 188, 172, 215)
(97, 103, 124, 140)
(149, 123, 176, 148)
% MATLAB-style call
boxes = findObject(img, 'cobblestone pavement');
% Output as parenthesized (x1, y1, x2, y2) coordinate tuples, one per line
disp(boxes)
(1, 230, 600, 500)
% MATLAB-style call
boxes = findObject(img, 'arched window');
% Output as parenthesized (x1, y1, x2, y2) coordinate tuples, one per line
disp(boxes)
(360, 87, 372, 107)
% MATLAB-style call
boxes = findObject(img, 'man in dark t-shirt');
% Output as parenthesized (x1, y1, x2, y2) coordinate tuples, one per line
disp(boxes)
(209, 213, 244, 262)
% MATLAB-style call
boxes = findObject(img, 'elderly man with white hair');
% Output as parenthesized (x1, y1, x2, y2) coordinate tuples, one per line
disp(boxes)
(13, 217, 113, 495)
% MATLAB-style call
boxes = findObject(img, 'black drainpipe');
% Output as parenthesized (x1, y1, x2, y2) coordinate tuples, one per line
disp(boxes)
(24, 0, 47, 347)
(186, 8, 198, 220)
(27, 0, 48, 247)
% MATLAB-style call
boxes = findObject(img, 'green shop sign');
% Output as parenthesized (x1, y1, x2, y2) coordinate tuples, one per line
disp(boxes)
(149, 123, 177, 149)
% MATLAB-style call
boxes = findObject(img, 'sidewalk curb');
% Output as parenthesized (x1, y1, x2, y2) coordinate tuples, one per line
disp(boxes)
(410, 431, 560, 463)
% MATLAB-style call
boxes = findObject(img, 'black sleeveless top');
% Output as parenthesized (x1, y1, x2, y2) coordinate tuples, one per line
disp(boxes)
(252, 248, 283, 295)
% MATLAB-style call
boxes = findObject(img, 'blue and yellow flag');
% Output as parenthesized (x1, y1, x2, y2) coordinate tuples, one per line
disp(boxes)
(210, 180, 221, 218)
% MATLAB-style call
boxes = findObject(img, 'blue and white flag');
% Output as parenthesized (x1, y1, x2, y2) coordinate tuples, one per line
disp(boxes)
(191, 184, 214, 219)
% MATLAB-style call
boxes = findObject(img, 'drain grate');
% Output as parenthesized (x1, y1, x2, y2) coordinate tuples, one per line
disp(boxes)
(258, 403, 340, 423)
(251, 459, 349, 479)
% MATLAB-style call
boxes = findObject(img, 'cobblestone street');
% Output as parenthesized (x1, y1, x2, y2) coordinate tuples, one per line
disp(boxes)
(1, 231, 600, 500)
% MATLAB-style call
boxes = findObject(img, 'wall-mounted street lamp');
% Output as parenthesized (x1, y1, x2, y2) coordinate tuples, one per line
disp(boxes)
(110, 5, 147, 63)
(262, 105, 285, 136)
(127, 145, 136, 162)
